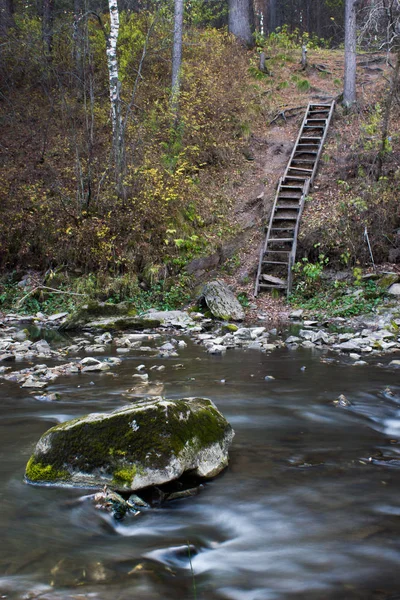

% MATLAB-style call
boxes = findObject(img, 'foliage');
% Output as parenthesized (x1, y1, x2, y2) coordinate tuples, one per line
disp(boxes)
(292, 251, 329, 297)
(290, 278, 386, 318)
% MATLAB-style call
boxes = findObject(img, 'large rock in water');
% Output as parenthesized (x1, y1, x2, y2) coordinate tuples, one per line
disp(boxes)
(25, 397, 234, 491)
(203, 280, 245, 321)
(61, 301, 161, 331)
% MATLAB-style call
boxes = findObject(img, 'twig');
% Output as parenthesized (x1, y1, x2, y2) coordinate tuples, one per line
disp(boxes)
(16, 286, 85, 308)
(269, 106, 306, 125)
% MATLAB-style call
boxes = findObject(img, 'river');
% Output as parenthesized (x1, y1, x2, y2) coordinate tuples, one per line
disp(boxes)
(1, 334, 400, 599)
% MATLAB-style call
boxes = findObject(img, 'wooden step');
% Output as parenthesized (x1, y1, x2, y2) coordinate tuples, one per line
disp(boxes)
(291, 159, 316, 164)
(262, 260, 289, 265)
(268, 237, 294, 242)
(300, 136, 323, 141)
(259, 283, 287, 290)
(288, 167, 313, 172)
(276, 204, 300, 210)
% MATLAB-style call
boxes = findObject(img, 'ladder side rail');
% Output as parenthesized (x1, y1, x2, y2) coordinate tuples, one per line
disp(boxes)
(287, 178, 310, 296)
(283, 103, 312, 180)
(310, 101, 335, 184)
(254, 177, 283, 296)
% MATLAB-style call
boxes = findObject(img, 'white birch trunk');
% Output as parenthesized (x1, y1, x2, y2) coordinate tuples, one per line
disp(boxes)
(171, 0, 184, 115)
(106, 0, 124, 185)
(343, 0, 357, 108)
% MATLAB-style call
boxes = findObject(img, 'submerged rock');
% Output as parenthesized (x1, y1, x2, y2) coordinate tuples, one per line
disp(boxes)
(25, 397, 234, 491)
(61, 301, 160, 331)
(202, 280, 245, 321)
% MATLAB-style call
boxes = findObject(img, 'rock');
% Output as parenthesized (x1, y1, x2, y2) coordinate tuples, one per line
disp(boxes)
(32, 340, 51, 354)
(285, 336, 300, 344)
(250, 327, 266, 339)
(127, 493, 149, 509)
(333, 394, 351, 407)
(34, 393, 61, 402)
(140, 310, 195, 329)
(388, 283, 400, 296)
(289, 309, 303, 319)
(80, 357, 101, 366)
(25, 397, 234, 491)
(0, 353, 15, 362)
(48, 312, 69, 322)
(93, 486, 129, 519)
(21, 378, 48, 389)
(81, 363, 110, 373)
(349, 353, 361, 360)
(13, 331, 27, 342)
(389, 360, 400, 367)
(61, 301, 160, 331)
(178, 340, 187, 348)
(353, 361, 367, 366)
(202, 280, 245, 321)
(207, 345, 227, 354)
(233, 328, 252, 340)
(132, 373, 149, 381)
(378, 273, 400, 289)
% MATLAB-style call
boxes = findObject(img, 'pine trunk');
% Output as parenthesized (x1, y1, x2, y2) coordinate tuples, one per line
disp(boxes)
(343, 0, 357, 108)
(229, 0, 254, 47)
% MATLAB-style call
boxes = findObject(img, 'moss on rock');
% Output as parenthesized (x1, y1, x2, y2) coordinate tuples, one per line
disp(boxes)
(25, 397, 234, 491)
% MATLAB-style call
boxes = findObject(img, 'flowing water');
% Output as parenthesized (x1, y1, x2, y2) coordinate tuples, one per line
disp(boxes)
(1, 335, 400, 600)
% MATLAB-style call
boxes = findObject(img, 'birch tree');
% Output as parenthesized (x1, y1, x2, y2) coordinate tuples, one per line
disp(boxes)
(106, 0, 124, 195)
(343, 0, 358, 108)
(228, 0, 255, 47)
(171, 0, 184, 117)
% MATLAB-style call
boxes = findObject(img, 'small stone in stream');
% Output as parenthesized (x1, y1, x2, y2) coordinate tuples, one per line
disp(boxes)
(0, 353, 15, 362)
(389, 360, 400, 367)
(384, 387, 394, 396)
(48, 312, 69, 322)
(300, 366, 306, 371)
(159, 342, 175, 351)
(82, 363, 110, 373)
(178, 340, 187, 348)
(136, 364, 146, 371)
(250, 327, 266, 339)
(207, 345, 226, 354)
(220, 379, 226, 384)
(304, 320, 318, 327)
(285, 336, 300, 344)
(333, 394, 351, 407)
(264, 375, 275, 381)
(167, 487, 202, 501)
(117, 348, 130, 354)
(104, 357, 122, 366)
(289, 309, 303, 319)
(34, 392, 61, 402)
(127, 494, 150, 509)
(81, 357, 101, 366)
(94, 486, 129, 519)
(13, 331, 27, 342)
(132, 373, 149, 381)
(150, 365, 165, 371)
(353, 361, 367, 366)
(21, 378, 48, 389)
(349, 353, 361, 360)
(172, 364, 184, 369)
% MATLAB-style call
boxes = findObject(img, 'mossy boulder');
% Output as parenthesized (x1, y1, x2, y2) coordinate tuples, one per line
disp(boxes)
(378, 273, 400, 289)
(60, 301, 160, 331)
(25, 397, 234, 491)
(202, 280, 245, 321)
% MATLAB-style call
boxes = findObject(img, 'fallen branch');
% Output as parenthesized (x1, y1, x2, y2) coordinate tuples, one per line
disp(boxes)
(16, 286, 85, 308)
(269, 105, 306, 125)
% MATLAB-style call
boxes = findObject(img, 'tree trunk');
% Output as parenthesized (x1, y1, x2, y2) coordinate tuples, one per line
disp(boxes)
(0, 0, 15, 35)
(106, 0, 124, 195)
(343, 0, 357, 108)
(269, 0, 277, 32)
(42, 0, 55, 55)
(171, 0, 184, 113)
(229, 0, 255, 47)
(376, 49, 400, 179)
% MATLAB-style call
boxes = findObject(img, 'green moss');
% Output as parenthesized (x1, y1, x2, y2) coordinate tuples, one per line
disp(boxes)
(26, 398, 231, 488)
(112, 465, 137, 487)
(378, 273, 399, 289)
(222, 324, 238, 333)
(25, 456, 69, 482)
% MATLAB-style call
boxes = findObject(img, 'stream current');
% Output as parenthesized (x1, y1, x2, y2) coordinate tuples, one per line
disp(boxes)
(1, 336, 400, 599)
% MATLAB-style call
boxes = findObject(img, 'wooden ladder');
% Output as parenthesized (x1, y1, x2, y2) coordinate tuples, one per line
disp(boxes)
(254, 101, 335, 297)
